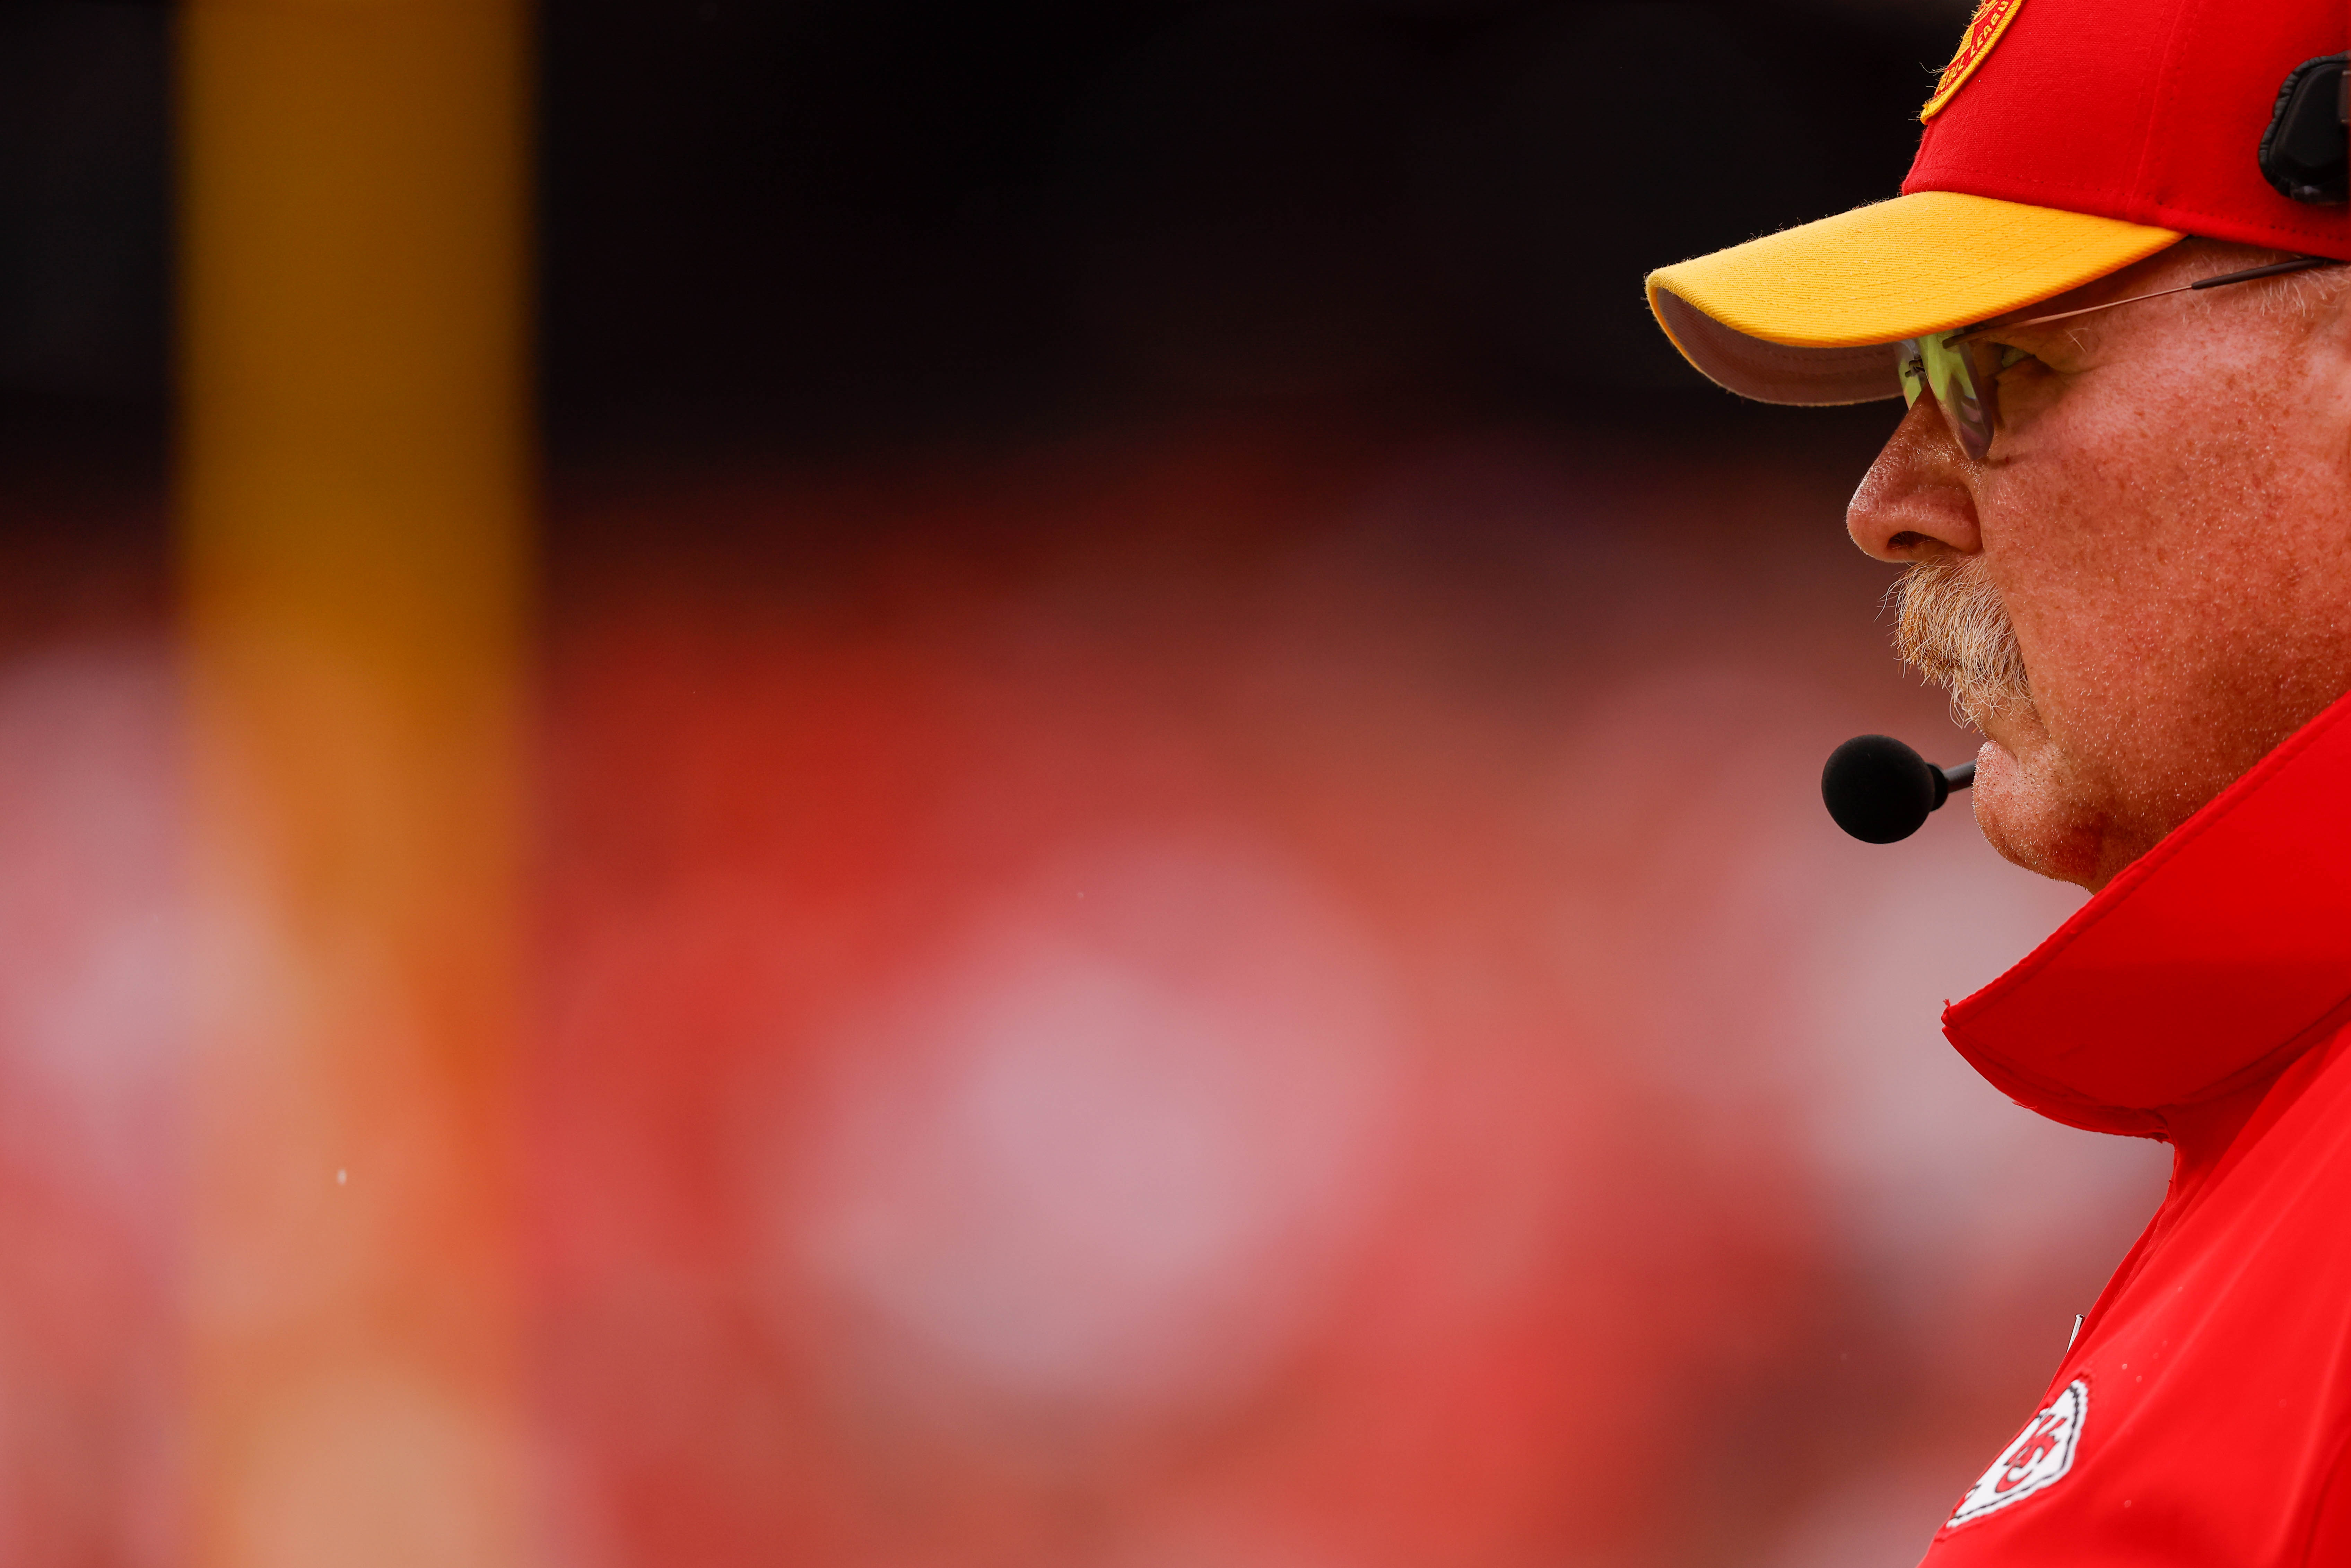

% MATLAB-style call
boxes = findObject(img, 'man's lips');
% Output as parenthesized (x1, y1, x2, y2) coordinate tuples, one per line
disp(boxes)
(1967, 691, 2044, 761)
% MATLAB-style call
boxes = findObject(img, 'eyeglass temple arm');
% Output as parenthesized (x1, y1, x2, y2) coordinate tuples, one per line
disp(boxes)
(1948, 254, 2346, 343)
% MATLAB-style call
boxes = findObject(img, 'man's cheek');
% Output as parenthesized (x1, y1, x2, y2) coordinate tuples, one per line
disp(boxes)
(1991, 554, 2130, 739)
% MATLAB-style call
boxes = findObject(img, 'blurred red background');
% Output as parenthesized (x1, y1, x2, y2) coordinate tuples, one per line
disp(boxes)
(0, 409, 2171, 1567)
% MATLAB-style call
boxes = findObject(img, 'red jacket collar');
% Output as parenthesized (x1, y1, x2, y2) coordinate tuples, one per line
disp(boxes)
(1943, 689, 2351, 1139)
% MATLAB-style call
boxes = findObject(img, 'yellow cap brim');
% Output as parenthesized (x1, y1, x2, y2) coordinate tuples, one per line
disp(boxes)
(1645, 190, 2182, 405)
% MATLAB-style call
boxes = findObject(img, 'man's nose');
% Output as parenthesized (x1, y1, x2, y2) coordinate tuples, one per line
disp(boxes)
(1847, 397, 1984, 562)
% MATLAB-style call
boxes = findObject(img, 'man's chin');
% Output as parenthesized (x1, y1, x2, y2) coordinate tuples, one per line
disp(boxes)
(1969, 733, 2112, 890)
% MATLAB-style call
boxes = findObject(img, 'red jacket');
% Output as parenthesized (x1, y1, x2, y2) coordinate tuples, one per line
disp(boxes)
(1919, 692, 2351, 1564)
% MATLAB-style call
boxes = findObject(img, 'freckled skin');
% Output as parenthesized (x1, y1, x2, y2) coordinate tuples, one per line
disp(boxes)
(1847, 241, 2351, 890)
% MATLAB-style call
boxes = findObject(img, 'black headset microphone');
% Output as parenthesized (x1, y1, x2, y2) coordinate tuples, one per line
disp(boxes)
(1821, 735, 1976, 844)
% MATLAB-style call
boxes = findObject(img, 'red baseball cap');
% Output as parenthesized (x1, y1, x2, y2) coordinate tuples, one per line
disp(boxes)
(1646, 0, 2351, 403)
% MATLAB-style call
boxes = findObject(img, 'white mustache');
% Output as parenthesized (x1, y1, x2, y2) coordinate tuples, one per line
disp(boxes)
(1889, 555, 2031, 721)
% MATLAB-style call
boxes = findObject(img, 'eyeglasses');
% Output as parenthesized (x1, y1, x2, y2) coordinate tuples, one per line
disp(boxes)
(1898, 253, 2346, 461)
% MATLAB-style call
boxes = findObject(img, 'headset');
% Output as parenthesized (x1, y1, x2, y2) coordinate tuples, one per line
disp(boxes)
(2262, 52, 2349, 204)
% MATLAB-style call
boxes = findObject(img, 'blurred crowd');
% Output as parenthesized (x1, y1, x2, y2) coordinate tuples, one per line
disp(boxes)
(0, 418, 2166, 1566)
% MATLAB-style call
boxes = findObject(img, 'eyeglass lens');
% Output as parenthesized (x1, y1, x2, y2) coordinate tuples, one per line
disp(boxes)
(1897, 333, 1996, 461)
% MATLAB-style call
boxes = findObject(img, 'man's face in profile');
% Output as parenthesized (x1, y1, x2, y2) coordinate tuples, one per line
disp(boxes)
(1847, 240, 2351, 891)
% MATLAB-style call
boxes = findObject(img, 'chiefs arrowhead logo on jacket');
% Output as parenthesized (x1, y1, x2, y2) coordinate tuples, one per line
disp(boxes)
(1944, 1378, 2089, 1530)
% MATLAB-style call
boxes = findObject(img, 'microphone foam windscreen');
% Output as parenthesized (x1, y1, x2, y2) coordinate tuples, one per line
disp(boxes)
(1821, 734, 1939, 844)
